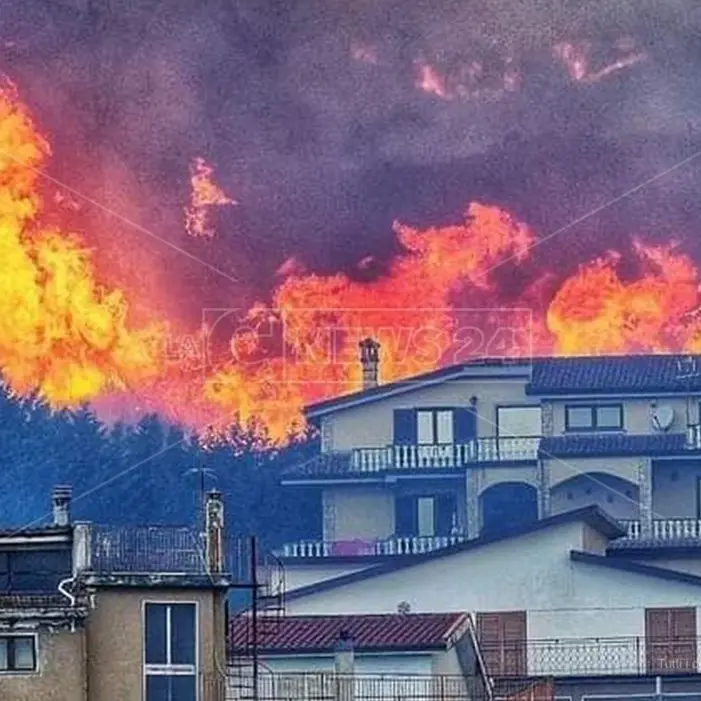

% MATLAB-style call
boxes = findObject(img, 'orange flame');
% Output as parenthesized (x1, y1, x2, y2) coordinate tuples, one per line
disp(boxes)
(184, 157, 235, 238)
(3, 78, 701, 444)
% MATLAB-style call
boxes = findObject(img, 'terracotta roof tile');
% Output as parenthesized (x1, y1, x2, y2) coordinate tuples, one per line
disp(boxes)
(230, 613, 467, 653)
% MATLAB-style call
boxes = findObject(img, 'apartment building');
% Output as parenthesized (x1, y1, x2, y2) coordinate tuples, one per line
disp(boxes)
(276, 347, 701, 700)
(0, 486, 231, 701)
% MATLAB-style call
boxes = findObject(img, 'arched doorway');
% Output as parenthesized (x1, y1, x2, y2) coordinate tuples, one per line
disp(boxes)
(549, 472, 639, 520)
(480, 482, 538, 537)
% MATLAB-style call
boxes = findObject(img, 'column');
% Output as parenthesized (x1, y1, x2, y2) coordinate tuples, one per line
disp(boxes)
(537, 460, 551, 520)
(321, 417, 333, 453)
(541, 401, 555, 437)
(637, 457, 653, 538)
(322, 490, 337, 543)
(465, 468, 480, 539)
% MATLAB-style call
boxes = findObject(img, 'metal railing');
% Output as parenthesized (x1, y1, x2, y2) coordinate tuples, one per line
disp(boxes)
(87, 525, 208, 574)
(352, 438, 540, 472)
(619, 519, 701, 541)
(203, 671, 486, 701)
(480, 637, 701, 678)
(279, 532, 468, 558)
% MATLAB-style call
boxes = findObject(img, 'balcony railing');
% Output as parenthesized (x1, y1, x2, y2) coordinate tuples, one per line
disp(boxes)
(482, 636, 701, 678)
(619, 519, 701, 541)
(352, 438, 540, 472)
(279, 532, 468, 558)
(204, 671, 489, 701)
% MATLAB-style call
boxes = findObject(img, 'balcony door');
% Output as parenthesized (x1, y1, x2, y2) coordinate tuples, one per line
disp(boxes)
(476, 611, 527, 677)
(395, 494, 456, 538)
(645, 607, 697, 674)
(393, 408, 476, 445)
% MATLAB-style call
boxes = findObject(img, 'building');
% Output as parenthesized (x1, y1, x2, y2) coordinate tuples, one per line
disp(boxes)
(229, 611, 493, 701)
(275, 349, 701, 699)
(0, 486, 231, 701)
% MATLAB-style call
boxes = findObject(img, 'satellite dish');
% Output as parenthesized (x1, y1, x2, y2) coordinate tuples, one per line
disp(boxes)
(652, 405, 675, 432)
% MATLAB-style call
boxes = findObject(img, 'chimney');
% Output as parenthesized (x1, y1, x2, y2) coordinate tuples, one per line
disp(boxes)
(334, 629, 355, 674)
(52, 486, 72, 527)
(359, 337, 380, 390)
(205, 489, 225, 574)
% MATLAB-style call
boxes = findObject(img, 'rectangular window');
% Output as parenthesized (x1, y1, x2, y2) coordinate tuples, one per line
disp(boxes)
(497, 406, 542, 437)
(144, 603, 197, 701)
(565, 404, 623, 431)
(0, 636, 36, 673)
(417, 497, 435, 537)
(416, 410, 455, 445)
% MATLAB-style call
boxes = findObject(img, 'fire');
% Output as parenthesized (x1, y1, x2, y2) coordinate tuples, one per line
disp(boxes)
(184, 157, 235, 239)
(553, 39, 646, 84)
(3, 77, 701, 444)
(0, 79, 163, 404)
(414, 61, 452, 100)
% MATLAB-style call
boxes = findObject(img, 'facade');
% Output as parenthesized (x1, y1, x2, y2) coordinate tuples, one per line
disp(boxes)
(276, 350, 701, 700)
(0, 486, 232, 701)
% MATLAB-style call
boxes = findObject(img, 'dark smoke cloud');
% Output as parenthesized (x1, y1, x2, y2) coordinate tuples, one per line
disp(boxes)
(2, 0, 701, 319)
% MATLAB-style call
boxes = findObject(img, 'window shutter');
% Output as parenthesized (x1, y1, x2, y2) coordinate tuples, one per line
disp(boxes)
(453, 407, 477, 443)
(435, 494, 456, 536)
(393, 409, 417, 445)
(395, 496, 417, 536)
(646, 608, 697, 674)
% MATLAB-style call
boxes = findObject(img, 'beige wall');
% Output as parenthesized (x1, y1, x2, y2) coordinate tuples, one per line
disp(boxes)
(328, 379, 530, 451)
(550, 472, 640, 520)
(325, 487, 395, 540)
(0, 628, 86, 701)
(86, 588, 227, 701)
(653, 459, 701, 519)
(550, 397, 690, 436)
(544, 456, 641, 489)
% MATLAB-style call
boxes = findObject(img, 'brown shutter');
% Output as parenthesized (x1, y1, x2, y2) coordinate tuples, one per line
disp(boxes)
(477, 611, 527, 678)
(646, 608, 696, 674)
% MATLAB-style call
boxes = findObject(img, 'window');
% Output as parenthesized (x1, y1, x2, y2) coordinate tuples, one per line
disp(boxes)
(394, 408, 476, 445)
(565, 404, 623, 431)
(0, 636, 36, 673)
(417, 410, 454, 444)
(476, 611, 527, 677)
(144, 603, 197, 701)
(497, 406, 542, 437)
(645, 607, 696, 674)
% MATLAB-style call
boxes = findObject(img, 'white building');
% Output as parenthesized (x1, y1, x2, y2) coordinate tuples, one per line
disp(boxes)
(273, 350, 701, 700)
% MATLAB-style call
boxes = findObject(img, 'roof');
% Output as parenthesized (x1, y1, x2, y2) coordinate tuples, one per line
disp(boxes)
(280, 506, 625, 600)
(305, 358, 532, 419)
(303, 354, 701, 419)
(539, 433, 691, 459)
(570, 550, 701, 587)
(527, 354, 701, 396)
(230, 613, 468, 654)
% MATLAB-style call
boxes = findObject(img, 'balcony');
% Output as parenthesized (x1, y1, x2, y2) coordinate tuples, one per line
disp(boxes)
(619, 519, 701, 542)
(352, 438, 540, 472)
(278, 532, 468, 559)
(482, 636, 701, 678)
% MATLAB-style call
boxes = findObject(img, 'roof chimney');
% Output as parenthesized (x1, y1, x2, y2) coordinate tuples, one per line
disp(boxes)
(52, 486, 72, 527)
(335, 630, 355, 675)
(359, 337, 380, 390)
(205, 489, 225, 574)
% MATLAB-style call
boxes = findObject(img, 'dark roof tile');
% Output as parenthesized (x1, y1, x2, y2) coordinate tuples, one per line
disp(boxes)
(540, 433, 689, 458)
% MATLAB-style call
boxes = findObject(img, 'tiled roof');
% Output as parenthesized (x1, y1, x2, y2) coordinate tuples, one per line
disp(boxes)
(230, 613, 467, 653)
(540, 433, 690, 458)
(528, 354, 701, 395)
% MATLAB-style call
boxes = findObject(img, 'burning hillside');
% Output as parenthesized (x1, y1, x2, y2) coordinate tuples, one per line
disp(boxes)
(2, 0, 701, 442)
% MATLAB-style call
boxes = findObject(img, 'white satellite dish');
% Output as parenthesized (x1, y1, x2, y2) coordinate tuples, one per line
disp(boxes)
(651, 405, 675, 432)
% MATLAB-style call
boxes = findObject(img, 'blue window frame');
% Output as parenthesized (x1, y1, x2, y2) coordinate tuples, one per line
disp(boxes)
(144, 603, 197, 701)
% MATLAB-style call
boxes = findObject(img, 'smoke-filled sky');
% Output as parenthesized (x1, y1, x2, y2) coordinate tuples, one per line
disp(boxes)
(4, 0, 701, 317)
(4, 0, 701, 438)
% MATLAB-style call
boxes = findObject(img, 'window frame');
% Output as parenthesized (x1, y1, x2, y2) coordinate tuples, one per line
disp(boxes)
(496, 404, 543, 438)
(0, 634, 38, 675)
(415, 407, 455, 445)
(142, 600, 199, 701)
(565, 403, 624, 432)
